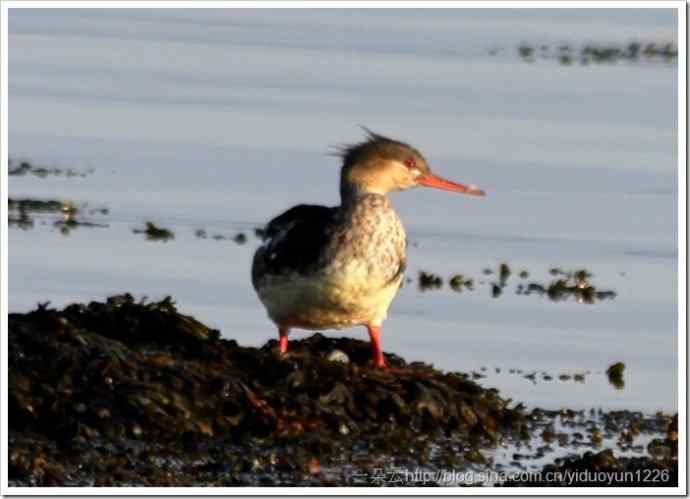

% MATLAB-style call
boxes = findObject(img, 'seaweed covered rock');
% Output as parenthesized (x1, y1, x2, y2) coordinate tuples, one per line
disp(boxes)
(9, 294, 525, 486)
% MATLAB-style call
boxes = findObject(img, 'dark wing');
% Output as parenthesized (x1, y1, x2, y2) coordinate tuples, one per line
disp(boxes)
(253, 204, 338, 279)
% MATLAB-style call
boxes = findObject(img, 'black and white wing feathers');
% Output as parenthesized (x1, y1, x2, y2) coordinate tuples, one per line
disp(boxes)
(252, 204, 338, 280)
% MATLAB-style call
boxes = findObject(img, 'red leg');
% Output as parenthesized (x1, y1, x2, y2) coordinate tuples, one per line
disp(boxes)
(278, 327, 289, 354)
(366, 324, 387, 368)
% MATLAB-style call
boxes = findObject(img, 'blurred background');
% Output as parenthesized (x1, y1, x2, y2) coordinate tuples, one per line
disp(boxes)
(8, 8, 678, 412)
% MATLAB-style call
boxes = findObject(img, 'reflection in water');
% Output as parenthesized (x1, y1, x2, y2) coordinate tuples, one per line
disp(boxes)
(133, 221, 175, 242)
(417, 270, 443, 291)
(8, 157, 93, 178)
(515, 41, 678, 65)
(516, 269, 617, 304)
(8, 198, 109, 234)
(195, 228, 248, 244)
(416, 263, 617, 304)
(449, 274, 474, 291)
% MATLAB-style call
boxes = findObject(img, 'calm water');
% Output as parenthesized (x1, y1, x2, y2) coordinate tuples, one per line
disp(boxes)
(9, 8, 678, 412)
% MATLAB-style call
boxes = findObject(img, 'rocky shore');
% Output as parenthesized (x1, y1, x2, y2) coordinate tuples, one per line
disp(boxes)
(8, 295, 678, 486)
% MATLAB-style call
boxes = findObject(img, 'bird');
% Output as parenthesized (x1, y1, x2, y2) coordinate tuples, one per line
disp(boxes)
(251, 130, 485, 368)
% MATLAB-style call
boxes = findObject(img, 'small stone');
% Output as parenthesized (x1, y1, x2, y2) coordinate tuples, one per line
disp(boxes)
(541, 428, 556, 443)
(606, 362, 625, 378)
(449, 274, 464, 291)
(557, 433, 569, 446)
(668, 414, 678, 441)
(326, 350, 349, 364)
(590, 429, 603, 445)
(606, 362, 625, 390)
(499, 263, 511, 282)
(464, 449, 485, 464)
(307, 457, 321, 475)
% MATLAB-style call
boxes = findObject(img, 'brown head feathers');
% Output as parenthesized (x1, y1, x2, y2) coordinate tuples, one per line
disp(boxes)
(334, 128, 427, 170)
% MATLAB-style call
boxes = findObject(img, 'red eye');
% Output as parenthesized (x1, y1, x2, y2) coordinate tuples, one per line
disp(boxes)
(404, 158, 416, 169)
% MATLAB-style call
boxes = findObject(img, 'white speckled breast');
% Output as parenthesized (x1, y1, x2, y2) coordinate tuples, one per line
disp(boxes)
(255, 194, 407, 330)
(321, 194, 405, 284)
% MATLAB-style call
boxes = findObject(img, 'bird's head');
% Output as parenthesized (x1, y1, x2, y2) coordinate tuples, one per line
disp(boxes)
(337, 129, 485, 200)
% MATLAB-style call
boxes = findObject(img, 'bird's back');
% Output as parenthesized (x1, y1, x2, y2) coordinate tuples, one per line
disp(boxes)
(252, 204, 338, 284)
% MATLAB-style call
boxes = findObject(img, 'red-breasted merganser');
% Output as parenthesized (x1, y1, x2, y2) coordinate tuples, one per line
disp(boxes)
(252, 130, 485, 368)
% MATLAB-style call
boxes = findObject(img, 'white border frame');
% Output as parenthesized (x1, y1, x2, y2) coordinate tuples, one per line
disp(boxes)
(1, 1, 686, 495)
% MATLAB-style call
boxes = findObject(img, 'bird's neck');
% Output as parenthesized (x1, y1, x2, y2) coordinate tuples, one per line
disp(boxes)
(340, 180, 389, 207)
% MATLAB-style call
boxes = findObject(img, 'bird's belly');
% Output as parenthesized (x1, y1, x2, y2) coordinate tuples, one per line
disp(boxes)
(256, 268, 402, 330)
